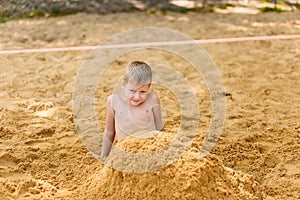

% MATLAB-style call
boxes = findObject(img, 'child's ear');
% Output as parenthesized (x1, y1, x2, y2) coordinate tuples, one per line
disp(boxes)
(121, 79, 125, 88)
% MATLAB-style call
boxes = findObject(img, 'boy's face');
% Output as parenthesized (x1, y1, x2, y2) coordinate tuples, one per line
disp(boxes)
(123, 81, 150, 106)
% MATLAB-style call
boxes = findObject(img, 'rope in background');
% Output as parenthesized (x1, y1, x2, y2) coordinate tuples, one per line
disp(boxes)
(1, 34, 300, 55)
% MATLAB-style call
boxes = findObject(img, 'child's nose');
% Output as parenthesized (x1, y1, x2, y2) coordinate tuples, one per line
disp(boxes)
(133, 92, 141, 99)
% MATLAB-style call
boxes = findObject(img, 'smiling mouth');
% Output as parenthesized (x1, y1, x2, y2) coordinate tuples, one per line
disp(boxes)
(131, 99, 142, 104)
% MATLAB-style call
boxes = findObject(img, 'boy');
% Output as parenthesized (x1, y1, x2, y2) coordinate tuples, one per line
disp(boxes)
(100, 61, 164, 158)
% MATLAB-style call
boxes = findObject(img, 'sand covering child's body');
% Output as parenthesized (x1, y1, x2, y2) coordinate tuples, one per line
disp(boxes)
(100, 61, 164, 157)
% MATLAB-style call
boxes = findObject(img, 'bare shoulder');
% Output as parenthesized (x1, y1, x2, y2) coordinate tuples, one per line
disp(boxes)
(106, 94, 114, 105)
(107, 94, 125, 110)
(147, 92, 160, 104)
(108, 94, 123, 102)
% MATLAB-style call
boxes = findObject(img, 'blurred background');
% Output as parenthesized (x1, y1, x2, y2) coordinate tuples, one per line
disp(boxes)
(1, 0, 300, 19)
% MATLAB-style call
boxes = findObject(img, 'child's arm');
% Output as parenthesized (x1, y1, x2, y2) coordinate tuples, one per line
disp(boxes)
(100, 95, 115, 158)
(152, 93, 164, 131)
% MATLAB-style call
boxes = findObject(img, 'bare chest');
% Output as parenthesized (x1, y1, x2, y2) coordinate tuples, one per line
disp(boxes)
(113, 102, 155, 135)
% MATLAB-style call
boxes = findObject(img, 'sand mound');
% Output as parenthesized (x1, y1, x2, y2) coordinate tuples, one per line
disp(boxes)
(115, 130, 175, 153)
(76, 131, 262, 200)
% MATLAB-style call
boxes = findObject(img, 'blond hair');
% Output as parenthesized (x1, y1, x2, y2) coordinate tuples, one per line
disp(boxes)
(123, 61, 152, 85)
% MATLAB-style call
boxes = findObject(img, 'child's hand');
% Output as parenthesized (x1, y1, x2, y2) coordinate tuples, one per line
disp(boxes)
(87, 151, 108, 161)
(99, 155, 107, 161)
(86, 151, 100, 158)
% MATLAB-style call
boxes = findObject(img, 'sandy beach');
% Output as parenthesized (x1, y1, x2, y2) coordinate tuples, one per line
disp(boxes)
(0, 10, 300, 199)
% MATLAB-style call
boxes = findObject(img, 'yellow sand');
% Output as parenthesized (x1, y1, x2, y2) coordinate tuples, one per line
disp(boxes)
(0, 11, 300, 199)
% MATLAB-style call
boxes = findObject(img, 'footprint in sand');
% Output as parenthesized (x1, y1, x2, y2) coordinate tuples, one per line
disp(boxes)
(0, 153, 19, 169)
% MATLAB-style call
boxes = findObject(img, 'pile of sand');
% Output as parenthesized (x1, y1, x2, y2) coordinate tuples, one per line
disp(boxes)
(76, 131, 262, 200)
